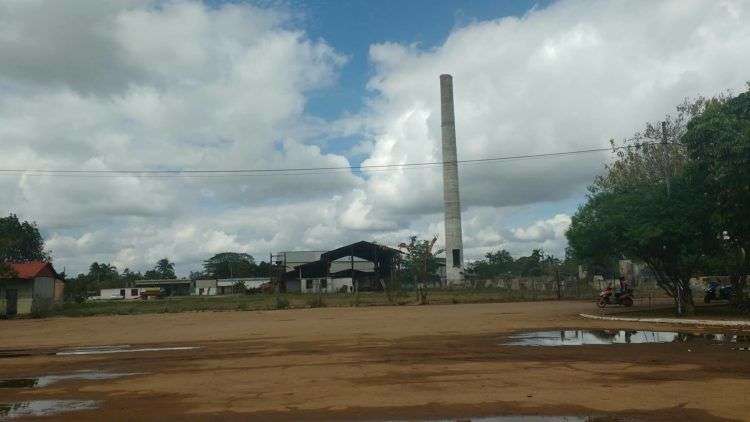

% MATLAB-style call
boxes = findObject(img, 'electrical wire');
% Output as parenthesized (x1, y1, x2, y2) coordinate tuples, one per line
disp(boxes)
(0, 141, 660, 179)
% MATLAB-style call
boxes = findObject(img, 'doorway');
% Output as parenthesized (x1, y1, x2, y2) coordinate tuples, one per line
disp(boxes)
(5, 289, 18, 316)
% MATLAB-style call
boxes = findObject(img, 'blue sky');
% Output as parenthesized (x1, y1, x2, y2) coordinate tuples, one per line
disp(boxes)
(293, 0, 548, 119)
(3, 0, 748, 275)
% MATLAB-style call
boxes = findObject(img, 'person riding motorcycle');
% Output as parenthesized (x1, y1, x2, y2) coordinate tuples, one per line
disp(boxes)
(615, 277, 631, 297)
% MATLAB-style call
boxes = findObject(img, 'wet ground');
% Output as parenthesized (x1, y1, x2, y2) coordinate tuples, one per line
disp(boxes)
(0, 400, 99, 420)
(505, 330, 750, 346)
(1, 301, 749, 421)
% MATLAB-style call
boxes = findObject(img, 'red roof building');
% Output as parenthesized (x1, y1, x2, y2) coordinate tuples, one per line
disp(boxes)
(6, 261, 59, 280)
(2, 261, 64, 317)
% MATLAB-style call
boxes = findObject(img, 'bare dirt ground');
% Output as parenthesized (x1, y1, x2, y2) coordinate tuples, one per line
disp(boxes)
(1, 300, 749, 421)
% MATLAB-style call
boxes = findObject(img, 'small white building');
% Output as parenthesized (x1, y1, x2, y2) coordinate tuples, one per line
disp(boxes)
(300, 277, 353, 294)
(94, 287, 145, 300)
(194, 278, 270, 295)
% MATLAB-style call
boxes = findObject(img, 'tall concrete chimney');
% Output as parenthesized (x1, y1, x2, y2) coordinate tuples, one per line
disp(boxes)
(440, 74, 464, 285)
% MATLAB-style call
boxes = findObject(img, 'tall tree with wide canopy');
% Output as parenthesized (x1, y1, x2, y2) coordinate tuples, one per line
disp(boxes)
(144, 258, 177, 280)
(0, 214, 50, 262)
(203, 252, 258, 278)
(683, 90, 750, 303)
(568, 176, 712, 314)
(568, 98, 714, 314)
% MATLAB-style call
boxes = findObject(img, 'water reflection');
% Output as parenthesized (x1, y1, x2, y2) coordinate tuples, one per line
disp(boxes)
(0, 371, 141, 389)
(0, 400, 99, 419)
(506, 330, 750, 346)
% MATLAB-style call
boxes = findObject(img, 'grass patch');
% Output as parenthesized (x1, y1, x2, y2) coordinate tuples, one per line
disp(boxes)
(612, 303, 750, 320)
(25, 288, 638, 319)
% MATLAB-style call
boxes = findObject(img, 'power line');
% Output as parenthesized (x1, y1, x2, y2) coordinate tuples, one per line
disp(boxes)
(0, 142, 659, 178)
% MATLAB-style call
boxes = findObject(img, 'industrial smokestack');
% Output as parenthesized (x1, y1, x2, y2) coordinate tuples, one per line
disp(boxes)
(440, 74, 464, 285)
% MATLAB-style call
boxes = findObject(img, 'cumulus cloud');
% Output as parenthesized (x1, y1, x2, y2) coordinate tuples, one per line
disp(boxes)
(2, 0, 749, 275)
(350, 0, 750, 221)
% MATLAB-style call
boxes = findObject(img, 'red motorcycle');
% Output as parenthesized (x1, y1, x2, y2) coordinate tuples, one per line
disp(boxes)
(597, 285, 633, 308)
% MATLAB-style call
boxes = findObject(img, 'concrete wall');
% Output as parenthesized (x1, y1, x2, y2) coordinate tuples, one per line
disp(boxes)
(194, 279, 217, 295)
(300, 277, 353, 293)
(54, 280, 64, 303)
(330, 259, 373, 273)
(32, 277, 56, 311)
(1, 280, 34, 316)
(285, 279, 301, 293)
(95, 288, 144, 300)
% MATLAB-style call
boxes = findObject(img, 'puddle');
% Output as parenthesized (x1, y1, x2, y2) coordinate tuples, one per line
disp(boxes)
(0, 371, 141, 389)
(0, 400, 99, 419)
(505, 330, 750, 346)
(56, 345, 198, 355)
(0, 379, 35, 389)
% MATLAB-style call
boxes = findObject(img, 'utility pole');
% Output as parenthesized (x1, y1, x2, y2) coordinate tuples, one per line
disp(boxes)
(662, 121, 670, 197)
(662, 121, 680, 314)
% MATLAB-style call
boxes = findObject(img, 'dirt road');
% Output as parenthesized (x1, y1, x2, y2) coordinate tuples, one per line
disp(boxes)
(1, 301, 748, 421)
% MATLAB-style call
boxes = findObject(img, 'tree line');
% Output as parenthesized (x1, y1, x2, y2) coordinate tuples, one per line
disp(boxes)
(0, 215, 272, 300)
(466, 249, 578, 279)
(566, 88, 750, 315)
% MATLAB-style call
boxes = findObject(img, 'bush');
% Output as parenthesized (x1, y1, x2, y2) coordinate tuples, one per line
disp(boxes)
(274, 295, 290, 310)
(307, 294, 326, 308)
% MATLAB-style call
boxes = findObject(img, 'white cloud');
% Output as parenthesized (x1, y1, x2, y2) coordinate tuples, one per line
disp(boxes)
(2, 0, 749, 276)
(337, 0, 749, 262)
(513, 214, 571, 242)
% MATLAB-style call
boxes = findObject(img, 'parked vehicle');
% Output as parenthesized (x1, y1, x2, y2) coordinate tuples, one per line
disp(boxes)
(704, 281, 734, 303)
(597, 284, 633, 308)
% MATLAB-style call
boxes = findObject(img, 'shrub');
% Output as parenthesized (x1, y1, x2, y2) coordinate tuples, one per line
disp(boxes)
(307, 294, 326, 308)
(275, 295, 290, 310)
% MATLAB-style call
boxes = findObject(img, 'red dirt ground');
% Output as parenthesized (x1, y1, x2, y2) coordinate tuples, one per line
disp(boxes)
(1, 301, 748, 421)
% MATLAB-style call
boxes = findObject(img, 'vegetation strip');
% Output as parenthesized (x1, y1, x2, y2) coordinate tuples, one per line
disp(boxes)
(579, 313, 750, 327)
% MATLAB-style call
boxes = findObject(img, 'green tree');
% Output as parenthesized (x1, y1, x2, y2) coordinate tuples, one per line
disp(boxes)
(514, 249, 546, 277)
(468, 249, 515, 278)
(203, 252, 256, 278)
(145, 258, 177, 279)
(87, 262, 120, 287)
(568, 176, 712, 314)
(398, 236, 444, 286)
(0, 262, 17, 278)
(0, 214, 50, 262)
(120, 268, 143, 286)
(683, 90, 750, 303)
(568, 97, 720, 315)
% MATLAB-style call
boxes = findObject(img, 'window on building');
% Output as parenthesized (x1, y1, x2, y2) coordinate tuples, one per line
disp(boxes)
(452, 249, 461, 268)
(199, 288, 205, 295)
(131, 289, 138, 296)
(306, 279, 313, 289)
(320, 279, 327, 289)
(120, 289, 126, 296)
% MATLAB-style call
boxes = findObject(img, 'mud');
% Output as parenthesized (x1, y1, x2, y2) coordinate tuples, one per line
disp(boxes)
(0, 301, 748, 421)
(505, 330, 750, 346)
(0, 400, 99, 419)
(0, 371, 140, 389)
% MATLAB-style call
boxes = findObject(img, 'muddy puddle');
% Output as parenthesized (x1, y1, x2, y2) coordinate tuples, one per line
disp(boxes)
(506, 330, 750, 346)
(0, 400, 99, 420)
(56, 345, 198, 355)
(1, 344, 199, 359)
(0, 370, 141, 389)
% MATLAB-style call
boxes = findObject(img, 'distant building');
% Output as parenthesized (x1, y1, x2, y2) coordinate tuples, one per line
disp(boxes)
(1, 262, 64, 316)
(92, 287, 146, 300)
(193, 277, 270, 295)
(278, 241, 402, 293)
(134, 279, 192, 296)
